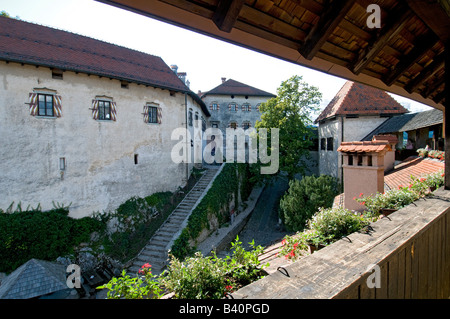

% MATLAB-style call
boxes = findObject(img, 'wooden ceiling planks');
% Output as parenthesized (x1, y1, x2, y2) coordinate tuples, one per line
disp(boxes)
(98, 0, 447, 108)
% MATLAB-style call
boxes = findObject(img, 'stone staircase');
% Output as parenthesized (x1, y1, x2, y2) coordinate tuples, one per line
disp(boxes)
(127, 166, 220, 276)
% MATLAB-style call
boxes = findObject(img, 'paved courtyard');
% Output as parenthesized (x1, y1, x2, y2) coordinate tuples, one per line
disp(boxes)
(232, 176, 290, 251)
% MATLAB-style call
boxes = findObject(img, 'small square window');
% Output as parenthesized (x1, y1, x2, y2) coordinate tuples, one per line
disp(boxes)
(98, 100, 111, 120)
(320, 138, 326, 150)
(38, 94, 54, 117)
(52, 69, 63, 80)
(327, 137, 333, 151)
(148, 106, 158, 124)
(188, 110, 193, 126)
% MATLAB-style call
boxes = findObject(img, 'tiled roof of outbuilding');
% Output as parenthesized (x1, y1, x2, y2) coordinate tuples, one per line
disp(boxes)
(361, 109, 443, 141)
(0, 16, 209, 116)
(315, 81, 409, 123)
(0, 259, 67, 299)
(202, 79, 276, 98)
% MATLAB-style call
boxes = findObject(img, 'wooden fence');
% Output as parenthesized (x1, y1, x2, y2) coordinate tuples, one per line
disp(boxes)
(233, 189, 450, 299)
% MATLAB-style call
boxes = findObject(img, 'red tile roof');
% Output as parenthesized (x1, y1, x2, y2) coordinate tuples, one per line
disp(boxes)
(333, 156, 444, 208)
(315, 81, 409, 123)
(337, 141, 392, 153)
(0, 16, 209, 115)
(384, 156, 444, 190)
(202, 79, 276, 98)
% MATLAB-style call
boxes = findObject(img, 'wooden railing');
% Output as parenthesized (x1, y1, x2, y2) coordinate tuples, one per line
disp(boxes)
(232, 189, 450, 299)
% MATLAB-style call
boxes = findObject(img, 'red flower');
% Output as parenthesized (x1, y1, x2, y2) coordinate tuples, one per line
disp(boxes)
(281, 239, 287, 246)
(138, 263, 152, 274)
(361, 201, 366, 205)
(359, 193, 364, 197)
(353, 196, 357, 200)
(409, 184, 412, 189)
(293, 243, 298, 249)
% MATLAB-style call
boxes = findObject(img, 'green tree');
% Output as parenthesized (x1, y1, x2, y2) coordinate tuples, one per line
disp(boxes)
(279, 175, 339, 232)
(255, 75, 322, 179)
(1, 11, 19, 19)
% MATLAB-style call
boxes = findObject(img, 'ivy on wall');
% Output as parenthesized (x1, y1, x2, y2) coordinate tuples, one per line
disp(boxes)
(171, 163, 256, 260)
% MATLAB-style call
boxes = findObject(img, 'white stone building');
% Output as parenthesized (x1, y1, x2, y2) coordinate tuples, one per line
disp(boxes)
(0, 17, 210, 218)
(314, 81, 409, 182)
(200, 78, 276, 160)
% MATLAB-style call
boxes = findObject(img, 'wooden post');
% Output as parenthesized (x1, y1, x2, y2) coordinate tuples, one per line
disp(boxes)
(445, 41, 450, 189)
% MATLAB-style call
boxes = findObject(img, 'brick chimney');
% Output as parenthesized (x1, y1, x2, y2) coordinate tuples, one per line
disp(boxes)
(372, 135, 398, 172)
(337, 141, 392, 211)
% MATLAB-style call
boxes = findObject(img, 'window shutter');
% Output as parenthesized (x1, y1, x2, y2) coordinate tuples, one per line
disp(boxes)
(143, 104, 149, 123)
(110, 101, 117, 121)
(157, 107, 162, 124)
(248, 105, 252, 111)
(29, 93, 38, 116)
(53, 95, 62, 118)
(228, 104, 231, 111)
(210, 104, 213, 111)
(217, 104, 220, 111)
(91, 99, 99, 120)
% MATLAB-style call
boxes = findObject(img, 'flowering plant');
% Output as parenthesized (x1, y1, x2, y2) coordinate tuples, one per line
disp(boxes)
(97, 264, 162, 299)
(355, 171, 444, 217)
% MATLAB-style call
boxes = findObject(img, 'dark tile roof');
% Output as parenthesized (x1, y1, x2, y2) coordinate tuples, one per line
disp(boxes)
(361, 109, 443, 141)
(0, 16, 209, 116)
(0, 259, 67, 299)
(201, 79, 276, 98)
(315, 81, 409, 123)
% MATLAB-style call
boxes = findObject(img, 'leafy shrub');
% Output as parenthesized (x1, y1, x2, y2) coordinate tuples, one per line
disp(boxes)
(279, 206, 368, 261)
(355, 170, 444, 217)
(0, 206, 103, 273)
(162, 236, 268, 299)
(98, 264, 162, 299)
(308, 206, 368, 244)
(101, 192, 175, 262)
(279, 175, 339, 232)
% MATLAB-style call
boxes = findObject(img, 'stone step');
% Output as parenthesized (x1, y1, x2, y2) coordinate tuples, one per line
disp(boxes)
(127, 167, 220, 276)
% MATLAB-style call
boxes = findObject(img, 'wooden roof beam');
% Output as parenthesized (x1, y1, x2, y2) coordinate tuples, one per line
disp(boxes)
(422, 77, 445, 99)
(383, 32, 440, 87)
(351, 4, 413, 75)
(212, 0, 245, 33)
(299, 0, 355, 60)
(433, 89, 446, 104)
(405, 51, 445, 93)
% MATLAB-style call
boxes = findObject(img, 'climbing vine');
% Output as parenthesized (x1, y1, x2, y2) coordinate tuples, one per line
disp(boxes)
(171, 163, 256, 259)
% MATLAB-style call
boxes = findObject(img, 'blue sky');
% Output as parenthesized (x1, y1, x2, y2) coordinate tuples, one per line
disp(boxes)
(1, 0, 432, 115)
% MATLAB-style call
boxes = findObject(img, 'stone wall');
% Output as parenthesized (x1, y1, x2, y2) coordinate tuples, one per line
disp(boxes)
(0, 61, 205, 218)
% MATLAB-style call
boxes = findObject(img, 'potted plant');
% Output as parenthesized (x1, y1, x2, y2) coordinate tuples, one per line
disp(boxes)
(416, 148, 428, 158)
(303, 231, 329, 254)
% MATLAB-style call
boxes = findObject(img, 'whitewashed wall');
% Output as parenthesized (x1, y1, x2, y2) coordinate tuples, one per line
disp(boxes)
(0, 61, 205, 218)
